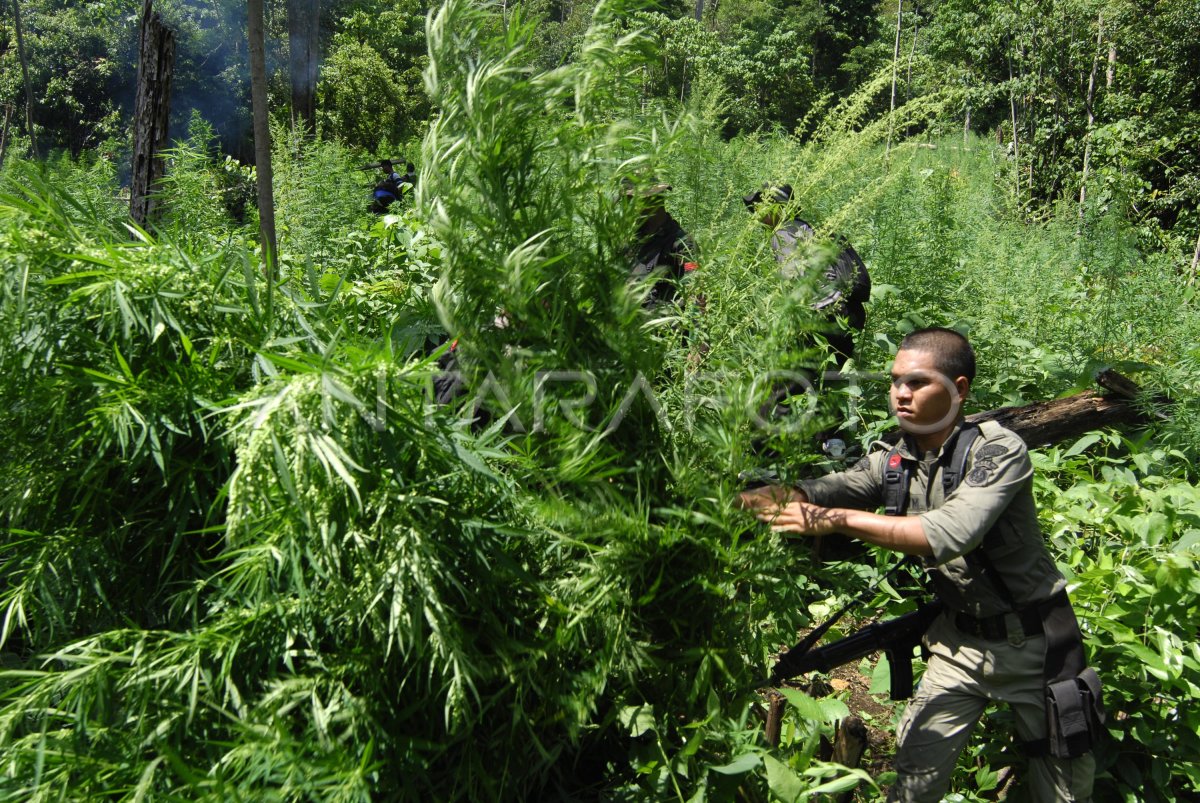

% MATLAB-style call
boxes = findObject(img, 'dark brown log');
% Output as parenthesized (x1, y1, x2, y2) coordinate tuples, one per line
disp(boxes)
(288, 0, 320, 131)
(882, 370, 1150, 449)
(130, 0, 175, 228)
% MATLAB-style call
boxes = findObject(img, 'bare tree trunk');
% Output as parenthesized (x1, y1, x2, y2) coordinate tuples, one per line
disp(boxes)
(11, 0, 37, 160)
(1079, 14, 1103, 219)
(248, 0, 277, 277)
(130, 0, 175, 228)
(288, 0, 319, 132)
(0, 105, 12, 169)
(885, 0, 902, 161)
(1190, 225, 1200, 285)
(963, 88, 971, 144)
(1007, 50, 1020, 202)
(693, 0, 704, 22)
(1106, 42, 1116, 89)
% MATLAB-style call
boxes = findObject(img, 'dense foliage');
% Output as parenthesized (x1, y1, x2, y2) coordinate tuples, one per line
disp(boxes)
(1, 0, 1198, 800)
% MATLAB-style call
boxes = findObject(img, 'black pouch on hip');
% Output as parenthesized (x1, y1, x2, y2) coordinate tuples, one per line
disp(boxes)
(1037, 591, 1107, 759)
(1045, 665, 1106, 758)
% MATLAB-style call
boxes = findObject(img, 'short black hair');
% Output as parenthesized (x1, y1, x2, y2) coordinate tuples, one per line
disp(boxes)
(381, 159, 393, 169)
(898, 327, 976, 383)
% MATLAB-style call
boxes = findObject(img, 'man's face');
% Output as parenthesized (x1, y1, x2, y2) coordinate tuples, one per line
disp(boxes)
(756, 202, 783, 228)
(889, 348, 967, 435)
(637, 196, 668, 231)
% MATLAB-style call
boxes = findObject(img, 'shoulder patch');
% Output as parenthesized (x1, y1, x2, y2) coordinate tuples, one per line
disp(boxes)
(974, 443, 1008, 460)
(965, 457, 1000, 486)
(966, 466, 993, 486)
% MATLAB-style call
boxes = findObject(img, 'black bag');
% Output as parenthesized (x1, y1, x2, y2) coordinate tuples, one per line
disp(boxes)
(1045, 667, 1106, 759)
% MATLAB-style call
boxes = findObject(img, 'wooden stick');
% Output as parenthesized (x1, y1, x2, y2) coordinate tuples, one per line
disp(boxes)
(763, 691, 786, 747)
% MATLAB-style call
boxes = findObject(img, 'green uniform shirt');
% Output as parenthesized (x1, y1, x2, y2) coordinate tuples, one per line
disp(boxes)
(799, 420, 1065, 618)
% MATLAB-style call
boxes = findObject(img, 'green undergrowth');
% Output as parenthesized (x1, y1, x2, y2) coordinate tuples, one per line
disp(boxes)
(0, 1, 1197, 800)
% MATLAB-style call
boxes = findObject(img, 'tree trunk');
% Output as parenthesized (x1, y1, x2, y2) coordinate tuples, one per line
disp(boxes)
(1190, 225, 1200, 285)
(1106, 43, 1116, 89)
(287, 0, 320, 132)
(248, 0, 278, 277)
(0, 105, 12, 169)
(693, 0, 704, 22)
(885, 0, 902, 160)
(11, 0, 37, 160)
(1079, 14, 1103, 219)
(881, 370, 1152, 450)
(129, 0, 175, 228)
(1007, 49, 1020, 202)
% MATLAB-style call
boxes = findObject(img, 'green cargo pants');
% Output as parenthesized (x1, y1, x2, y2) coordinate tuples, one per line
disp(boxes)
(886, 612, 1095, 802)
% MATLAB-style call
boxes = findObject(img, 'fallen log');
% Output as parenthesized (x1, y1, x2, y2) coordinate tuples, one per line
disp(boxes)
(882, 369, 1152, 449)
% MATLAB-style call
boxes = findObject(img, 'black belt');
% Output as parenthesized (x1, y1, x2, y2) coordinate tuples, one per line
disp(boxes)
(954, 605, 1045, 641)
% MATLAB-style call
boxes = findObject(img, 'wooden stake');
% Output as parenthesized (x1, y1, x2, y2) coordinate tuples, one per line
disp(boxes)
(832, 716, 869, 802)
(764, 691, 786, 747)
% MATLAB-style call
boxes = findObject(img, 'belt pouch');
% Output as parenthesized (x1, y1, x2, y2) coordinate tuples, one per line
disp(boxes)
(1045, 666, 1105, 758)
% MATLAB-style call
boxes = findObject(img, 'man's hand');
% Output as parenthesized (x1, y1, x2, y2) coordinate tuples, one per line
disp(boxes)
(753, 500, 842, 536)
(736, 485, 806, 511)
(738, 486, 836, 536)
(736, 484, 934, 555)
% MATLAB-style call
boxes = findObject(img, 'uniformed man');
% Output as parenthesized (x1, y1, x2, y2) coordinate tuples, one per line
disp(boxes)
(743, 183, 870, 364)
(370, 159, 407, 213)
(625, 181, 698, 310)
(744, 183, 871, 456)
(740, 327, 1100, 801)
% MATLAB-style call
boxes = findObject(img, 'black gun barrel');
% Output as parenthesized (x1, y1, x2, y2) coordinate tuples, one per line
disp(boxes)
(768, 600, 944, 693)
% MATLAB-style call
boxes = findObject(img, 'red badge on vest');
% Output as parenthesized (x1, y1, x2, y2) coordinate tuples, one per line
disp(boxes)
(888, 453, 902, 470)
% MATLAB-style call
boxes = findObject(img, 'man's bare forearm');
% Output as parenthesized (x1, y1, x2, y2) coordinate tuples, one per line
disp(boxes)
(825, 508, 933, 557)
(745, 494, 934, 558)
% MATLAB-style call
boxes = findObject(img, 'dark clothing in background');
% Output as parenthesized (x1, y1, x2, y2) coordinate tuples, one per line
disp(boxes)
(631, 216, 696, 309)
(770, 218, 870, 364)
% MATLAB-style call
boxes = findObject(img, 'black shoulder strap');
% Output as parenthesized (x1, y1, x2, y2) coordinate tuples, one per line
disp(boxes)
(941, 423, 981, 498)
(947, 423, 1021, 609)
(885, 424, 977, 517)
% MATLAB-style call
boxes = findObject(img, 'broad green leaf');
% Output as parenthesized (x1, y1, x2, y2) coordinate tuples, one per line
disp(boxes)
(1063, 432, 1102, 457)
(709, 752, 761, 776)
(806, 772, 866, 795)
(763, 754, 806, 802)
(819, 697, 851, 722)
(869, 653, 892, 696)
(779, 688, 825, 722)
(618, 705, 656, 737)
